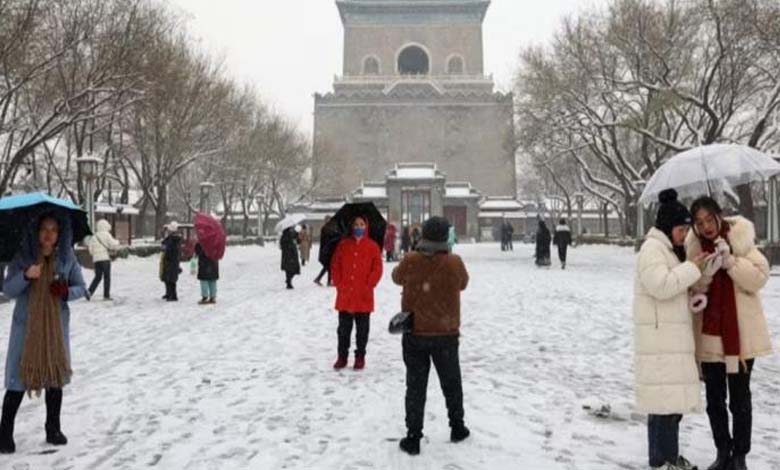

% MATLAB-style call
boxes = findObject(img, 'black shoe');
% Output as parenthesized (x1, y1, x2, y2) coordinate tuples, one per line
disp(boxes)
(450, 424, 470, 443)
(399, 434, 421, 455)
(706, 449, 730, 470)
(286, 283, 294, 290)
(45, 425, 68, 446)
(730, 455, 747, 470)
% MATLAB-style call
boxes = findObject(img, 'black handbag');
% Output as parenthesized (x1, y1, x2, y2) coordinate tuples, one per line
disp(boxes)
(388, 311, 414, 335)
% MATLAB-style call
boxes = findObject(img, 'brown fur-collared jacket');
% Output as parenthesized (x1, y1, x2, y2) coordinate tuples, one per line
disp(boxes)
(392, 251, 469, 336)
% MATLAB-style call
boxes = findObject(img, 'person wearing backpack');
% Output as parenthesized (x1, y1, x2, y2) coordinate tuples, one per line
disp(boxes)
(86, 219, 120, 301)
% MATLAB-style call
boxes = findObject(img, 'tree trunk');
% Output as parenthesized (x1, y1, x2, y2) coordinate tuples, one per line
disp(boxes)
(155, 183, 168, 237)
(736, 184, 755, 222)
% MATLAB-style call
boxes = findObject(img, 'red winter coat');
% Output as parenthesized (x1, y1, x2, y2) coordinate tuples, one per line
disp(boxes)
(384, 224, 397, 253)
(331, 235, 383, 313)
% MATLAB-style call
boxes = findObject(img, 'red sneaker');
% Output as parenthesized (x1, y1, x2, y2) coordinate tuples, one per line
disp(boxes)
(333, 355, 348, 370)
(354, 355, 365, 370)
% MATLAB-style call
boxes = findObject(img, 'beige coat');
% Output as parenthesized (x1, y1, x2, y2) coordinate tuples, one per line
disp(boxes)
(298, 229, 312, 263)
(685, 216, 773, 363)
(634, 228, 703, 415)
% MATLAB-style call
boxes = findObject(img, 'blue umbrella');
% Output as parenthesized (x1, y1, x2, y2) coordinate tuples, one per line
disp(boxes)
(0, 192, 91, 262)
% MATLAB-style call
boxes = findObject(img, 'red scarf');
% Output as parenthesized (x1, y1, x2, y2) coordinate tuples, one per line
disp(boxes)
(700, 223, 740, 370)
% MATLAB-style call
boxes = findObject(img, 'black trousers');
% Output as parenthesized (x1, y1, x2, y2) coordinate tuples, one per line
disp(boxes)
(1, 388, 63, 433)
(164, 281, 178, 300)
(647, 414, 682, 467)
(402, 334, 464, 436)
(702, 360, 755, 456)
(557, 245, 568, 263)
(337, 312, 370, 357)
(88, 260, 112, 298)
(315, 266, 331, 285)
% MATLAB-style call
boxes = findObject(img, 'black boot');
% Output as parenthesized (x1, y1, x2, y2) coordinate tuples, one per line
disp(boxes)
(450, 424, 470, 443)
(706, 449, 731, 470)
(399, 432, 422, 456)
(730, 455, 747, 470)
(45, 388, 67, 446)
(0, 391, 24, 454)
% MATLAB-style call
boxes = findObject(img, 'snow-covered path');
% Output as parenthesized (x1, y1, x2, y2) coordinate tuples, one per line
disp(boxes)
(1, 243, 779, 470)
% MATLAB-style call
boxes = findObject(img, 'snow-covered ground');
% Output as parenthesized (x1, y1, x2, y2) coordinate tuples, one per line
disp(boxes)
(1, 243, 779, 470)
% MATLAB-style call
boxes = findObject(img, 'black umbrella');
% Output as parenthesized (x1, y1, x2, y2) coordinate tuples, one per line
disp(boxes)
(318, 202, 387, 267)
(0, 193, 91, 262)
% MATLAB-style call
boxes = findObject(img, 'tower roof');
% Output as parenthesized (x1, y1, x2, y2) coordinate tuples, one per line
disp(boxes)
(336, 0, 490, 25)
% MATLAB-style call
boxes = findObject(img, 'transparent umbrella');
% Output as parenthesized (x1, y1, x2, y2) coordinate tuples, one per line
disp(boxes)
(640, 144, 780, 204)
(274, 213, 306, 234)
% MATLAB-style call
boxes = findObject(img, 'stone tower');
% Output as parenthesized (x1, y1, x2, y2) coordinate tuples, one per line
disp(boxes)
(313, 0, 516, 199)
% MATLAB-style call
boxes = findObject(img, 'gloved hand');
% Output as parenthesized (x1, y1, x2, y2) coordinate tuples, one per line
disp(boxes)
(50, 280, 69, 300)
(722, 253, 737, 270)
(714, 237, 730, 256)
(689, 293, 708, 313)
(702, 253, 723, 277)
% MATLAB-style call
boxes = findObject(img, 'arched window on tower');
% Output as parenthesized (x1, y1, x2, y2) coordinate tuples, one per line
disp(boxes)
(363, 56, 380, 75)
(447, 56, 464, 75)
(397, 45, 430, 75)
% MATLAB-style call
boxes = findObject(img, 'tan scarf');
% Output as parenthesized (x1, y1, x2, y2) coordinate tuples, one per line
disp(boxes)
(20, 254, 72, 396)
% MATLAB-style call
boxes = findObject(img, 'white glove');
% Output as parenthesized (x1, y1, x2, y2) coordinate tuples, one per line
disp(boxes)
(714, 237, 731, 257)
(702, 253, 723, 277)
(689, 293, 708, 313)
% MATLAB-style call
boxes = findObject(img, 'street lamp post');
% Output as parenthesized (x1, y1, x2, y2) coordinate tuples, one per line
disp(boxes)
(199, 182, 215, 213)
(76, 155, 101, 231)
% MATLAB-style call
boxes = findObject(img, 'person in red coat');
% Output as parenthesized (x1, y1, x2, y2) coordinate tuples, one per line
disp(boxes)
(384, 223, 397, 262)
(331, 216, 383, 370)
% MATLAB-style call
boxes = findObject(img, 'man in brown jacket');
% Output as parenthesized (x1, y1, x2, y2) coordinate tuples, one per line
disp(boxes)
(392, 216, 470, 456)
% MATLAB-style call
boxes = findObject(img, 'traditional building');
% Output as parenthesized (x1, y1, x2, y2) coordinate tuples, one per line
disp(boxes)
(313, 0, 515, 239)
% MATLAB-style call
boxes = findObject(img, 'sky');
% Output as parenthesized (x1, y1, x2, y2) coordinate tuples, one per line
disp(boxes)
(167, 0, 609, 136)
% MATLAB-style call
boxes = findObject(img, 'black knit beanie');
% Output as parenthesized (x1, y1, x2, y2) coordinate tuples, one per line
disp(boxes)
(422, 216, 450, 243)
(655, 188, 692, 240)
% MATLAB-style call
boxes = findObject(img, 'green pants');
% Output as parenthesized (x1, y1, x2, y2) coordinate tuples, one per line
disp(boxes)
(200, 280, 217, 299)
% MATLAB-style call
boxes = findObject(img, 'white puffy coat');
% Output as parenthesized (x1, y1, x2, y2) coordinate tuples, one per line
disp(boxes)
(87, 219, 120, 263)
(634, 228, 703, 415)
(685, 216, 772, 363)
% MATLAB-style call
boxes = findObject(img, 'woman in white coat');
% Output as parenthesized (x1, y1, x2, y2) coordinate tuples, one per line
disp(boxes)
(686, 197, 772, 470)
(87, 219, 120, 300)
(634, 189, 707, 470)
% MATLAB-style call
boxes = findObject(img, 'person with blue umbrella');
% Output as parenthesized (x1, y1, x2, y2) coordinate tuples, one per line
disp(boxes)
(0, 193, 89, 454)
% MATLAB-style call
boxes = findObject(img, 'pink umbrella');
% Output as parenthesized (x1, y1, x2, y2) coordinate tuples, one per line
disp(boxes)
(193, 212, 226, 261)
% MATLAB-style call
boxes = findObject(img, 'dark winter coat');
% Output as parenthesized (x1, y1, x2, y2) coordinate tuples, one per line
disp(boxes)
(411, 228, 422, 251)
(280, 227, 301, 275)
(331, 234, 383, 313)
(161, 233, 182, 283)
(392, 251, 469, 336)
(553, 225, 572, 247)
(195, 243, 219, 281)
(401, 227, 412, 252)
(535, 222, 551, 262)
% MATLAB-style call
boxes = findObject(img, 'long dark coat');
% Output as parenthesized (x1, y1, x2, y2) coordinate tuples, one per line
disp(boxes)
(535, 222, 552, 264)
(161, 233, 182, 283)
(280, 227, 301, 275)
(195, 243, 219, 281)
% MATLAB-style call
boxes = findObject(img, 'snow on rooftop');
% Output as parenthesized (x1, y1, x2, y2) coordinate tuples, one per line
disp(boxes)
(445, 186, 473, 197)
(479, 199, 523, 210)
(394, 167, 438, 179)
(358, 186, 387, 198)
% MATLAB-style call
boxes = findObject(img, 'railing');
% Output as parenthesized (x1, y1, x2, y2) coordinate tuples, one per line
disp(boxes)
(334, 74, 493, 84)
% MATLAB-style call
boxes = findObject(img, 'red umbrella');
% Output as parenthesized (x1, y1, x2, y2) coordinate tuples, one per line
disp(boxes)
(193, 212, 226, 261)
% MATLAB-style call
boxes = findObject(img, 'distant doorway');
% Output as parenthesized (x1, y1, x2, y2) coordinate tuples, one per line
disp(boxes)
(398, 46, 430, 75)
(444, 206, 467, 235)
(402, 190, 431, 228)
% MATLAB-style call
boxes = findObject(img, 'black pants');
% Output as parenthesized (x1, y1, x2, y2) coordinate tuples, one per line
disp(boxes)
(315, 266, 331, 285)
(402, 334, 464, 436)
(1, 388, 63, 433)
(164, 281, 178, 300)
(337, 312, 370, 357)
(386, 251, 393, 262)
(702, 360, 755, 456)
(557, 245, 568, 263)
(88, 260, 111, 298)
(647, 414, 682, 467)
